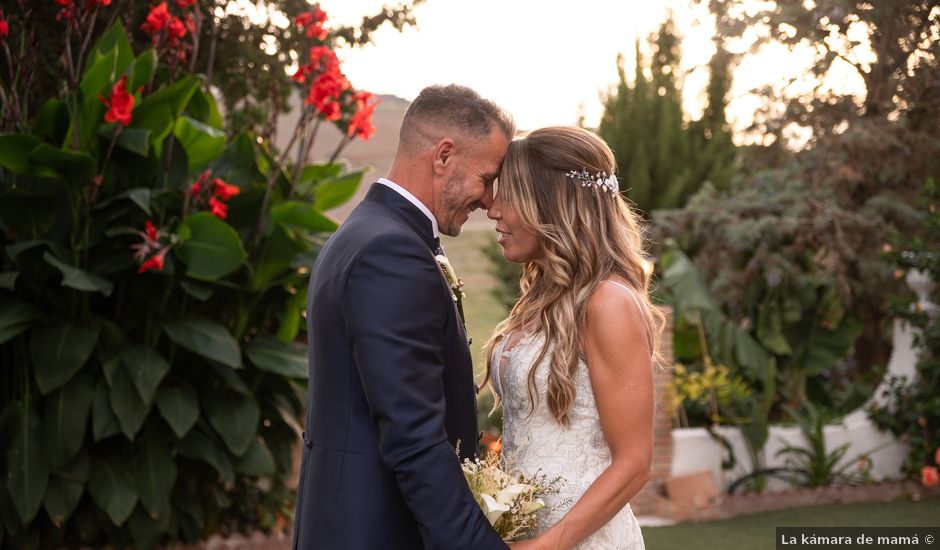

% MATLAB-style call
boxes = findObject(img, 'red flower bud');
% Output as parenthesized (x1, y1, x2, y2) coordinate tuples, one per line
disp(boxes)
(144, 220, 160, 242)
(138, 247, 168, 273)
(212, 178, 240, 201)
(0, 9, 9, 39)
(208, 196, 228, 219)
(100, 75, 135, 126)
(175, 0, 196, 9)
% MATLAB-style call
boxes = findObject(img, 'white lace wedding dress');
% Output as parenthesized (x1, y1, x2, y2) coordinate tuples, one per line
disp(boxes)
(492, 331, 646, 549)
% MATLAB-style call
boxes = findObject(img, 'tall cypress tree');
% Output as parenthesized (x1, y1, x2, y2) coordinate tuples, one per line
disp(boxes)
(598, 16, 736, 216)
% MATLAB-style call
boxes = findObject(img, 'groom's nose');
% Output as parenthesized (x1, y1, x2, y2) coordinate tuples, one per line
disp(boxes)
(480, 185, 494, 210)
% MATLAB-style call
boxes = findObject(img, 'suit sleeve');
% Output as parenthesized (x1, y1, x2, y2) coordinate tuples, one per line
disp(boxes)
(343, 233, 507, 550)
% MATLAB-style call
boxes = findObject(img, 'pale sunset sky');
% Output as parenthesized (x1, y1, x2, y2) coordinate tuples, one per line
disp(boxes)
(236, 0, 872, 144)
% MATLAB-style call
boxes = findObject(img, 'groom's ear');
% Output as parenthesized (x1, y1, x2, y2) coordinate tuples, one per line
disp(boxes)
(432, 138, 456, 176)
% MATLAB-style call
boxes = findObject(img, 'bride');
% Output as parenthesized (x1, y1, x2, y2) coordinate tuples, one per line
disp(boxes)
(483, 126, 664, 550)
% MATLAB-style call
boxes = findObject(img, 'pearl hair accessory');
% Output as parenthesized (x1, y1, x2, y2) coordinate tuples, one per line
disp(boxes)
(564, 169, 619, 194)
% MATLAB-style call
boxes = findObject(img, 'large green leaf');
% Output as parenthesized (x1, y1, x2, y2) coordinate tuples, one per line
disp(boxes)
(178, 429, 234, 483)
(0, 271, 18, 290)
(6, 401, 49, 524)
(788, 314, 862, 376)
(42, 373, 95, 468)
(0, 297, 41, 346)
(88, 456, 137, 526)
(44, 252, 114, 296)
(120, 344, 170, 405)
(176, 212, 247, 281)
(98, 124, 152, 157)
(155, 385, 199, 439)
(0, 134, 41, 175)
(129, 49, 157, 91)
(30, 322, 100, 395)
(244, 336, 308, 379)
(30, 98, 69, 145)
(296, 162, 342, 195)
(108, 365, 150, 440)
(174, 116, 225, 172)
(133, 429, 176, 519)
(235, 439, 276, 477)
(756, 296, 792, 355)
(127, 503, 170, 550)
(212, 133, 263, 187)
(276, 286, 307, 343)
(79, 48, 118, 101)
(204, 391, 260, 456)
(251, 223, 307, 290)
(163, 315, 241, 368)
(133, 75, 202, 148)
(314, 169, 365, 211)
(43, 474, 84, 528)
(185, 87, 223, 130)
(88, 21, 134, 79)
(92, 378, 121, 441)
(270, 200, 338, 232)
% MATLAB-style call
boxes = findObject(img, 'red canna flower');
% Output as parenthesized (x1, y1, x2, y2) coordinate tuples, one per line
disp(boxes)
(0, 9, 9, 38)
(175, 0, 196, 9)
(144, 220, 160, 242)
(294, 12, 314, 28)
(138, 247, 168, 273)
(305, 23, 328, 40)
(212, 178, 240, 200)
(923, 466, 939, 488)
(309, 45, 338, 72)
(294, 6, 326, 29)
(208, 196, 228, 219)
(167, 16, 187, 40)
(99, 75, 135, 126)
(347, 98, 378, 140)
(141, 2, 171, 36)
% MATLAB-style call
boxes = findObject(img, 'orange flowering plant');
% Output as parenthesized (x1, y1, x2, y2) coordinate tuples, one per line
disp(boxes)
(0, 2, 377, 547)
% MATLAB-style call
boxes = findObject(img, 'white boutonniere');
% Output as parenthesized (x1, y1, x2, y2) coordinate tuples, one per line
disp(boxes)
(435, 254, 466, 328)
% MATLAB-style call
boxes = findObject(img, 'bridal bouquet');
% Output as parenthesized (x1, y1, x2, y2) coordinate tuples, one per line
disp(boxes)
(461, 449, 563, 541)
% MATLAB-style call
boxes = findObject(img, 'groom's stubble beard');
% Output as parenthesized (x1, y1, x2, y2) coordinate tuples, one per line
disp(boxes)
(439, 169, 470, 237)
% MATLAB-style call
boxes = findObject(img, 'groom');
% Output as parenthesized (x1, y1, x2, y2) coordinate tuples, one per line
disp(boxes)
(292, 84, 514, 549)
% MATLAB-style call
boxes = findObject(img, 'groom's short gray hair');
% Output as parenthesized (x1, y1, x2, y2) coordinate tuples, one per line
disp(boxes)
(399, 84, 515, 151)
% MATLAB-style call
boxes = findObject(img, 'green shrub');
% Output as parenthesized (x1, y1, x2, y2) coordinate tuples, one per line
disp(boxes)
(0, 4, 375, 547)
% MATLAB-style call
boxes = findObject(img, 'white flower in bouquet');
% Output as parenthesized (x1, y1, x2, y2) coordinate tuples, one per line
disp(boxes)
(460, 446, 562, 542)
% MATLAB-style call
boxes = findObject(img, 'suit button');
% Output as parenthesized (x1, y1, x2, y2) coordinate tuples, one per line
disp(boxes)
(478, 431, 484, 442)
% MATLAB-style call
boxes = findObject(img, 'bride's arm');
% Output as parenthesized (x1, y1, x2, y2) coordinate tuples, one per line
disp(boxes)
(517, 282, 654, 550)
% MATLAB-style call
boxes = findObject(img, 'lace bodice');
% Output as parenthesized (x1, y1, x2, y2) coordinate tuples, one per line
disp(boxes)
(492, 331, 645, 549)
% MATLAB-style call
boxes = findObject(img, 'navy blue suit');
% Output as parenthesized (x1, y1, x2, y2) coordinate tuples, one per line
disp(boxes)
(292, 183, 507, 550)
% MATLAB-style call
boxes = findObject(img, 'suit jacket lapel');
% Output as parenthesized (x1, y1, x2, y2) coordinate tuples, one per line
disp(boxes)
(363, 183, 437, 252)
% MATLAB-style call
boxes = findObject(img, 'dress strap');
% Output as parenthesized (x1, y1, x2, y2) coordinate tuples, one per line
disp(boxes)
(601, 279, 644, 311)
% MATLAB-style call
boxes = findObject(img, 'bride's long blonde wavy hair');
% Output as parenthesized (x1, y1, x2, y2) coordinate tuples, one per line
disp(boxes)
(483, 126, 665, 428)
